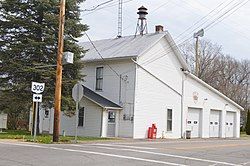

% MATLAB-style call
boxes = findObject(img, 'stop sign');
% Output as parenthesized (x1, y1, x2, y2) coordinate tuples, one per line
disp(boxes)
(72, 83, 84, 102)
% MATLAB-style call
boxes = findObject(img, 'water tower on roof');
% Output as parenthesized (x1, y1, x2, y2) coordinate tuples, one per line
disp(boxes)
(135, 6, 148, 36)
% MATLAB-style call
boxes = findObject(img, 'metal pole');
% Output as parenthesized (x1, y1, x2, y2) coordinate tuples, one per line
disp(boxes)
(140, 19, 143, 35)
(53, 0, 66, 142)
(195, 37, 199, 77)
(33, 102, 38, 142)
(31, 102, 35, 136)
(246, 82, 249, 109)
(74, 101, 79, 143)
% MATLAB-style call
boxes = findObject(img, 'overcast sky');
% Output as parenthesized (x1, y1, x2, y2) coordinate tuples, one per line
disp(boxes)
(79, 0, 250, 60)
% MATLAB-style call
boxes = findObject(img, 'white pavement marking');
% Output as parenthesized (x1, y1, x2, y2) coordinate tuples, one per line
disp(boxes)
(240, 161, 250, 165)
(71, 144, 242, 166)
(0, 142, 186, 166)
(110, 139, 248, 145)
(93, 143, 157, 150)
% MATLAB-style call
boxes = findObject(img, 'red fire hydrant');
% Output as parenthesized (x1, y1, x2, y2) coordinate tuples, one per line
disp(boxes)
(148, 127, 153, 139)
(152, 124, 157, 139)
(148, 124, 157, 139)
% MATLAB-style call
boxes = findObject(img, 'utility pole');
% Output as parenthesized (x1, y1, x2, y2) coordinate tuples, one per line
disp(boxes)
(53, 0, 66, 142)
(195, 37, 199, 76)
(193, 29, 204, 77)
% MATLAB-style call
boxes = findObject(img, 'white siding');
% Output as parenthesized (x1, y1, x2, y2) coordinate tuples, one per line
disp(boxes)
(59, 98, 102, 137)
(35, 107, 54, 134)
(0, 113, 7, 129)
(134, 37, 184, 139)
(184, 76, 241, 138)
(81, 60, 136, 137)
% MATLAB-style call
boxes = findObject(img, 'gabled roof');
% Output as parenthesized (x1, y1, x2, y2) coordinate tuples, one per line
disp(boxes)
(80, 32, 165, 61)
(79, 32, 189, 70)
(83, 85, 122, 110)
(79, 32, 243, 111)
(185, 72, 244, 111)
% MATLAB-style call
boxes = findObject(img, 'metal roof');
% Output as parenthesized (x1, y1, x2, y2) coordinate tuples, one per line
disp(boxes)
(82, 85, 122, 110)
(80, 32, 166, 62)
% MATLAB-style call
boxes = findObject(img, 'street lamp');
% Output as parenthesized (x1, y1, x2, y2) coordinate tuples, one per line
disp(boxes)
(193, 29, 204, 77)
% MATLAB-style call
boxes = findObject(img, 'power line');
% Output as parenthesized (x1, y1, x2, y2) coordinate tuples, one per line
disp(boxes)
(121, 0, 236, 65)
(82, 0, 134, 16)
(206, 0, 250, 30)
(84, 32, 121, 78)
(82, 0, 114, 12)
(139, 0, 250, 66)
(83, 0, 249, 69)
(180, 0, 250, 41)
(204, 0, 249, 30)
(173, 0, 239, 44)
(174, 0, 232, 41)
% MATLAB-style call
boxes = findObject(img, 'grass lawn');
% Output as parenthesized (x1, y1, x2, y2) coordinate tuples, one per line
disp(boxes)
(0, 129, 117, 144)
(240, 132, 250, 138)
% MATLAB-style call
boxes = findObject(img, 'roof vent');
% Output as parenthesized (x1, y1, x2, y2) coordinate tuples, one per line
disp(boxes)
(155, 25, 164, 33)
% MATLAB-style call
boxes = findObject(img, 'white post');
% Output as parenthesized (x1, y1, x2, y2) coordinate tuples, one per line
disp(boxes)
(101, 109, 108, 137)
(235, 111, 240, 138)
(115, 111, 120, 137)
(74, 101, 79, 143)
(33, 102, 38, 141)
(220, 109, 226, 138)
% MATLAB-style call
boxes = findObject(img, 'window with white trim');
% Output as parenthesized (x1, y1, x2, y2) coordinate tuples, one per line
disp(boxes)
(96, 67, 103, 90)
(78, 107, 84, 127)
(167, 109, 172, 131)
(108, 111, 116, 123)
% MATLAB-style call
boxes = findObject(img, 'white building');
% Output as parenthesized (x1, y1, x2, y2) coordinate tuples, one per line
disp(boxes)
(0, 113, 7, 131)
(39, 26, 243, 139)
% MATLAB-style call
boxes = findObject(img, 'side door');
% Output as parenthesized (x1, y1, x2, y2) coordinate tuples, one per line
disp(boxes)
(107, 111, 116, 137)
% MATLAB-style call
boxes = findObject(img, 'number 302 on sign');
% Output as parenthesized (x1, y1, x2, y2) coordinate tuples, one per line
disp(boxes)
(31, 82, 45, 94)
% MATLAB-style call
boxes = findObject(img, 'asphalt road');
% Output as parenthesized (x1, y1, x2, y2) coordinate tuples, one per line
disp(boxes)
(0, 138, 250, 166)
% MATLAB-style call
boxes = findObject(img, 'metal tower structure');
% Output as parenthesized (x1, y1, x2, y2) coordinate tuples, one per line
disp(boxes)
(135, 6, 148, 36)
(117, 0, 123, 38)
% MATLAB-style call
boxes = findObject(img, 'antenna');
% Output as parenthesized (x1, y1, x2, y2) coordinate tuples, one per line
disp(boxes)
(117, 0, 123, 38)
(135, 6, 148, 36)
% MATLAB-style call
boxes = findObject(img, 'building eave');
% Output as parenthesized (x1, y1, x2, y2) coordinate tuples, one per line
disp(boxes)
(163, 33, 190, 71)
(185, 72, 244, 111)
(82, 56, 137, 63)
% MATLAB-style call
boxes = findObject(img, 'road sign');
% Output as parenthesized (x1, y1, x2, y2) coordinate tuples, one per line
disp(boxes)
(33, 94, 42, 102)
(31, 82, 45, 94)
(72, 83, 84, 143)
(72, 83, 84, 102)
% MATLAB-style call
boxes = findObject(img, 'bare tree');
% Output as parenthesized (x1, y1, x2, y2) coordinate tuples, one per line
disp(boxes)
(180, 39, 250, 112)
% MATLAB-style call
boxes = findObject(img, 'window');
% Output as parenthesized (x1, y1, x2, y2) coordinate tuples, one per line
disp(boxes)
(108, 111, 116, 123)
(44, 110, 49, 118)
(96, 67, 103, 90)
(167, 109, 172, 131)
(78, 107, 84, 127)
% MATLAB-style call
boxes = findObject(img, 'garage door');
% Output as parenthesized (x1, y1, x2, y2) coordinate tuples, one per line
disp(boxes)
(187, 108, 201, 138)
(225, 112, 236, 137)
(209, 110, 221, 137)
